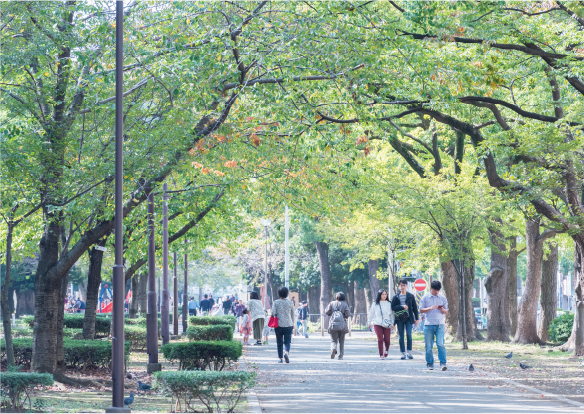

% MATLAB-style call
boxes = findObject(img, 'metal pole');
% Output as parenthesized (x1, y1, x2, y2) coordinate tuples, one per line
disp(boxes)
(109, 1, 126, 411)
(285, 205, 289, 289)
(183, 253, 188, 334)
(173, 252, 178, 335)
(161, 183, 170, 344)
(146, 189, 158, 364)
(264, 226, 268, 310)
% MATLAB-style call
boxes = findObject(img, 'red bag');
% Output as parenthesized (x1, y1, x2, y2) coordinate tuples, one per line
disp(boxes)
(268, 315, 278, 328)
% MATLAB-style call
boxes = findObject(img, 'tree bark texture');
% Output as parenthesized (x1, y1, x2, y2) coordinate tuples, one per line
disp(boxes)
(455, 258, 480, 342)
(83, 243, 105, 340)
(2, 224, 16, 367)
(507, 236, 519, 336)
(440, 260, 459, 336)
(138, 272, 147, 316)
(538, 241, 558, 342)
(314, 242, 332, 323)
(347, 280, 355, 313)
(368, 259, 380, 298)
(56, 271, 69, 369)
(514, 219, 545, 344)
(485, 227, 510, 341)
(561, 239, 584, 356)
(364, 284, 372, 314)
(129, 274, 139, 318)
(15, 290, 35, 317)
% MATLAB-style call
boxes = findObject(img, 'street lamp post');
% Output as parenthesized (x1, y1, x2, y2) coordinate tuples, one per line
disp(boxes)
(161, 183, 169, 344)
(182, 253, 188, 334)
(285, 206, 289, 289)
(146, 189, 160, 374)
(260, 219, 271, 310)
(107, 1, 129, 412)
(173, 252, 178, 335)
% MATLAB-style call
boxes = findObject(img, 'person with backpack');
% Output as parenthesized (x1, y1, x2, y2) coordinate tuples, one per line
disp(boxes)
(391, 278, 419, 360)
(325, 292, 351, 360)
(368, 289, 394, 359)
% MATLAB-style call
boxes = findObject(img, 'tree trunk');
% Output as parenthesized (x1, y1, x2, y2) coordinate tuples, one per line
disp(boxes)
(507, 236, 519, 336)
(83, 243, 105, 340)
(56, 271, 69, 369)
(129, 274, 139, 318)
(314, 241, 332, 322)
(538, 241, 558, 342)
(485, 227, 510, 341)
(364, 284, 372, 314)
(2, 224, 16, 367)
(560, 239, 584, 356)
(138, 272, 148, 316)
(354, 282, 366, 314)
(514, 219, 545, 344)
(368, 259, 380, 297)
(347, 280, 355, 313)
(454, 258, 479, 342)
(441, 260, 459, 336)
(15, 290, 35, 317)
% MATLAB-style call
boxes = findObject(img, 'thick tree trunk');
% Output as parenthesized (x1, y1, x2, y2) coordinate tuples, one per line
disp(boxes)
(347, 280, 355, 313)
(368, 259, 380, 298)
(314, 241, 332, 323)
(56, 271, 69, 369)
(514, 219, 545, 344)
(129, 274, 139, 318)
(561, 239, 584, 356)
(538, 241, 558, 342)
(364, 284, 372, 313)
(454, 259, 479, 342)
(2, 224, 16, 367)
(83, 244, 105, 340)
(138, 272, 147, 316)
(485, 228, 510, 342)
(15, 290, 35, 317)
(507, 236, 519, 336)
(354, 283, 367, 315)
(441, 260, 459, 336)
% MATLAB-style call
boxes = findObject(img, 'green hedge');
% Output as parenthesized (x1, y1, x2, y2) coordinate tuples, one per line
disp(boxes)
(125, 325, 147, 351)
(186, 325, 233, 342)
(20, 314, 111, 338)
(11, 327, 33, 338)
(1, 372, 53, 410)
(153, 370, 255, 413)
(161, 340, 242, 371)
(1, 338, 130, 369)
(549, 312, 574, 343)
(189, 315, 236, 330)
(63, 328, 84, 339)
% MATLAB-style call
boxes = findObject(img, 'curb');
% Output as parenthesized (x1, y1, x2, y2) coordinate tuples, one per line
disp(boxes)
(240, 353, 262, 414)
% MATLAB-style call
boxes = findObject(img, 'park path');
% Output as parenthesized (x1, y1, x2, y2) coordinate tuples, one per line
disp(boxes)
(243, 331, 581, 413)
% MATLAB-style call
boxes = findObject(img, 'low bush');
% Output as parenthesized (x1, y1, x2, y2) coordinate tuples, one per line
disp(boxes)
(125, 325, 147, 351)
(0, 371, 53, 411)
(19, 315, 111, 338)
(161, 340, 242, 371)
(63, 328, 84, 339)
(189, 315, 236, 330)
(20, 315, 34, 328)
(153, 370, 255, 413)
(548, 312, 574, 343)
(1, 338, 130, 369)
(11, 327, 33, 338)
(186, 325, 233, 342)
(125, 316, 162, 327)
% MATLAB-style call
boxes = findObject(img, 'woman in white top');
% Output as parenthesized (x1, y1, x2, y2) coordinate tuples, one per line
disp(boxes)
(247, 291, 266, 345)
(368, 289, 395, 359)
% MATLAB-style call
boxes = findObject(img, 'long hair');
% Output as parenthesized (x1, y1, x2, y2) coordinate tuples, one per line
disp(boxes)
(375, 289, 389, 305)
(250, 291, 260, 300)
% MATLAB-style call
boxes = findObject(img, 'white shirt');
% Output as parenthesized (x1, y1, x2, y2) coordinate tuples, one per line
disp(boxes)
(368, 301, 395, 327)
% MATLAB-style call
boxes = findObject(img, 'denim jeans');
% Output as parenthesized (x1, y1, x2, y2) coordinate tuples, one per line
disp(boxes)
(274, 326, 293, 359)
(424, 324, 446, 364)
(396, 319, 413, 353)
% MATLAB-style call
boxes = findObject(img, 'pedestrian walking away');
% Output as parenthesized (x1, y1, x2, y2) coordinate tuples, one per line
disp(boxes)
(368, 289, 394, 359)
(262, 314, 270, 344)
(419, 280, 449, 371)
(233, 299, 245, 331)
(199, 294, 211, 315)
(325, 292, 351, 360)
(272, 286, 295, 364)
(247, 291, 265, 345)
(391, 278, 419, 360)
(222, 295, 232, 315)
(188, 296, 198, 316)
(297, 300, 309, 338)
(239, 309, 252, 345)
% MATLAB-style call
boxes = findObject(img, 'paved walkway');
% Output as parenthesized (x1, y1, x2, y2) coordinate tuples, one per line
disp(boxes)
(244, 331, 581, 413)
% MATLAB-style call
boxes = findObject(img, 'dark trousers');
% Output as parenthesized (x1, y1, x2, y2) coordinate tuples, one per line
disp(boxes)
(396, 319, 413, 353)
(189, 309, 197, 316)
(274, 326, 293, 359)
(373, 325, 392, 356)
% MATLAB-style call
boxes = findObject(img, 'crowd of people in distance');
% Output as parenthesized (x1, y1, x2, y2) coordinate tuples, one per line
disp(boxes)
(64, 295, 86, 313)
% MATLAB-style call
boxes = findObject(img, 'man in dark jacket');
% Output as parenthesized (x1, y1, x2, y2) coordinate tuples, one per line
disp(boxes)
(200, 294, 211, 315)
(297, 301, 309, 338)
(391, 279, 419, 360)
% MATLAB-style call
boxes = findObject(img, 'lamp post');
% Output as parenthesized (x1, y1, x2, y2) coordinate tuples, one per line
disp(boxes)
(107, 1, 128, 412)
(146, 189, 160, 373)
(260, 218, 271, 310)
(161, 183, 169, 344)
(173, 252, 178, 335)
(183, 253, 188, 334)
(285, 206, 289, 289)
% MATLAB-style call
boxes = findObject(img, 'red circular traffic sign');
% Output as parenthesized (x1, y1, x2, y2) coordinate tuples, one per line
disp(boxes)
(414, 279, 427, 291)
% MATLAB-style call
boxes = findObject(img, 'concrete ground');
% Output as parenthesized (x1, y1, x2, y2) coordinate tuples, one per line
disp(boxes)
(243, 331, 582, 413)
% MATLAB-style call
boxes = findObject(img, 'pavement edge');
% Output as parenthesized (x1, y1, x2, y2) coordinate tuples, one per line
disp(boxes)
(240, 351, 262, 414)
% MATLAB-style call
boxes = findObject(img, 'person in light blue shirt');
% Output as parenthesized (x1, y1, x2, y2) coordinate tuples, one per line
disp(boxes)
(419, 280, 449, 371)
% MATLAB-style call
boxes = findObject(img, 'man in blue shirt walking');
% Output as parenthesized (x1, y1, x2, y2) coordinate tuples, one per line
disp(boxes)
(419, 280, 449, 371)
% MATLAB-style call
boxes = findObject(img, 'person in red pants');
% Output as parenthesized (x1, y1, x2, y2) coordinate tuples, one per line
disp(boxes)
(368, 289, 395, 359)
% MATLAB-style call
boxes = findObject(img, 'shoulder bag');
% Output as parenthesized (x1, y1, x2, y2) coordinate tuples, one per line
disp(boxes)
(378, 303, 392, 328)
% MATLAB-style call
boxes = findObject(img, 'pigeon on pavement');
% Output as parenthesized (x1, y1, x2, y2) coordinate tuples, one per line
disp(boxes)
(124, 393, 134, 408)
(519, 362, 531, 369)
(504, 352, 513, 359)
(469, 363, 475, 372)
(138, 380, 152, 391)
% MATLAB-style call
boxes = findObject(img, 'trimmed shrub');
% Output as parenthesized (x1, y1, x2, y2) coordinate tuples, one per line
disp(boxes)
(1, 371, 53, 411)
(125, 325, 147, 351)
(20, 315, 34, 328)
(63, 328, 84, 339)
(11, 327, 33, 338)
(153, 370, 256, 413)
(1, 338, 130, 369)
(189, 315, 236, 330)
(125, 316, 162, 327)
(161, 340, 242, 371)
(18, 315, 111, 338)
(549, 312, 574, 343)
(186, 325, 233, 342)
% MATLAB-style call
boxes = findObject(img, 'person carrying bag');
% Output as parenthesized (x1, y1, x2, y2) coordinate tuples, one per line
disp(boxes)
(325, 292, 351, 360)
(368, 289, 395, 359)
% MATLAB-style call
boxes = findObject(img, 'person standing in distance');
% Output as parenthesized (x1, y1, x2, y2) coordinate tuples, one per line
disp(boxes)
(368, 289, 394, 359)
(419, 280, 449, 371)
(247, 292, 265, 346)
(272, 286, 295, 363)
(297, 301, 309, 338)
(199, 294, 211, 316)
(391, 279, 419, 360)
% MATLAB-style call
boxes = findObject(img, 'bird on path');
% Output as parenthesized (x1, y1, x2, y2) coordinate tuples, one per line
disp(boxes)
(504, 352, 513, 359)
(124, 393, 134, 408)
(519, 362, 531, 369)
(138, 380, 152, 392)
(469, 363, 475, 372)
(126, 372, 134, 379)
